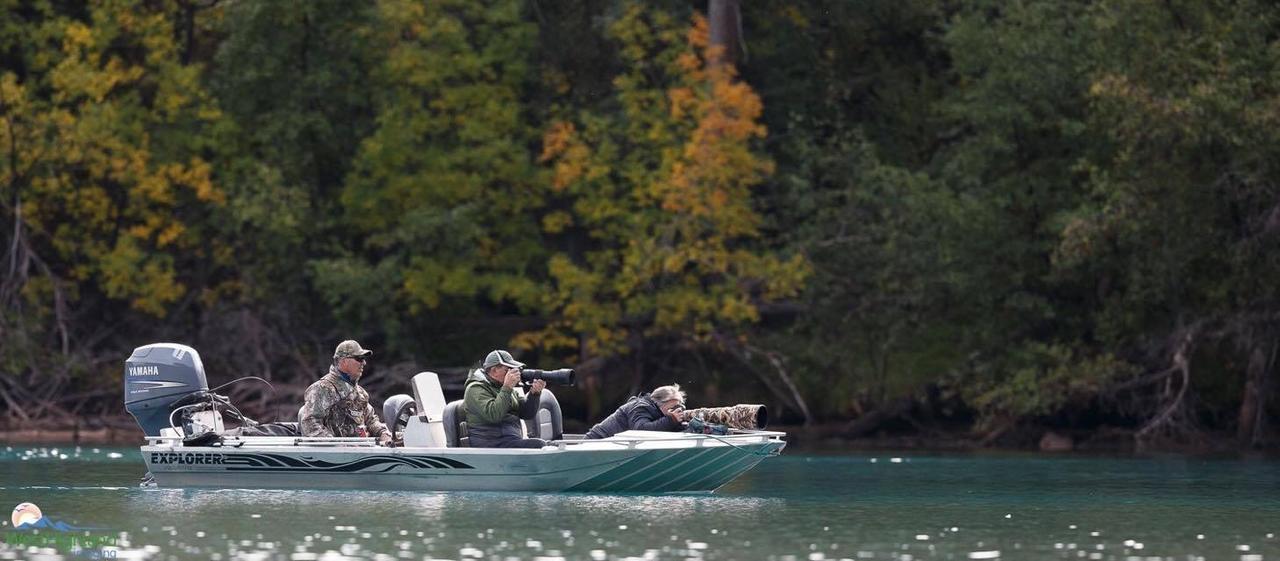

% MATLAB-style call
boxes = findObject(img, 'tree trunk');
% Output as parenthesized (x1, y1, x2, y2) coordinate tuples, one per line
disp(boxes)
(1136, 325, 1199, 446)
(714, 334, 814, 426)
(843, 398, 913, 438)
(707, 0, 742, 67)
(1237, 345, 1272, 447)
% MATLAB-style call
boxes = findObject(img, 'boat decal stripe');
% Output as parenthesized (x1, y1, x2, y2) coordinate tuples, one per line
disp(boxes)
(216, 454, 474, 472)
(223, 454, 284, 467)
(263, 454, 309, 467)
(430, 456, 475, 469)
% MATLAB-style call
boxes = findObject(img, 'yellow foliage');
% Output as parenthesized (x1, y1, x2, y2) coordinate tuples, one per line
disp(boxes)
(529, 4, 809, 358)
(540, 121, 577, 162)
(686, 12, 710, 51)
(541, 210, 574, 233)
(155, 222, 184, 248)
(62, 22, 93, 53)
(542, 121, 593, 191)
(2, 0, 227, 318)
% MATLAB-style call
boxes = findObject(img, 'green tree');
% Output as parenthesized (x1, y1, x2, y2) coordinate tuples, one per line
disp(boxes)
(318, 0, 544, 356)
(534, 5, 808, 416)
(1056, 0, 1280, 445)
(0, 0, 226, 419)
(741, 0, 956, 421)
(198, 0, 382, 377)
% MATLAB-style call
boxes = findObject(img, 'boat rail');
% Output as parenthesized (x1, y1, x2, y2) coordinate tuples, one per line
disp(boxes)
(145, 435, 381, 447)
(144, 430, 786, 450)
(547, 430, 786, 450)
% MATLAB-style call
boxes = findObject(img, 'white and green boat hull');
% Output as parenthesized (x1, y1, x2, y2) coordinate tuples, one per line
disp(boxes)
(141, 430, 786, 493)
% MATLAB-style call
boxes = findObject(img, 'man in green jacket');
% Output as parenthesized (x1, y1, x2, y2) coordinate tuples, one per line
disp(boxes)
(463, 349, 546, 448)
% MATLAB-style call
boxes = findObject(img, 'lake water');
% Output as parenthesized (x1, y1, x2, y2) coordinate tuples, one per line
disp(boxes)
(1, 445, 1277, 560)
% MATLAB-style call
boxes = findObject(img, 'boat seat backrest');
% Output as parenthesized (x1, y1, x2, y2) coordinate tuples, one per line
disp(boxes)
(439, 391, 563, 446)
(410, 372, 447, 422)
(442, 400, 469, 448)
(525, 389, 564, 441)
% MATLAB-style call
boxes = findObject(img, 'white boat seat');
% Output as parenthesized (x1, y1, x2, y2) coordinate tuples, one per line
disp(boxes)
(410, 372, 448, 422)
(402, 372, 448, 447)
(442, 400, 469, 447)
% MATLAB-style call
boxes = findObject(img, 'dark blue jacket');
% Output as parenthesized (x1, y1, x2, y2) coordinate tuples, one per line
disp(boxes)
(585, 393, 679, 439)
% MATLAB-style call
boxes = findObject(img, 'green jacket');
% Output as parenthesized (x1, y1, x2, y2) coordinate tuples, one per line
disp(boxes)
(463, 369, 539, 437)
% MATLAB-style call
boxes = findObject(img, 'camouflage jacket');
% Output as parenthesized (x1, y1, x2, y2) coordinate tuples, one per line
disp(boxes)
(299, 367, 390, 444)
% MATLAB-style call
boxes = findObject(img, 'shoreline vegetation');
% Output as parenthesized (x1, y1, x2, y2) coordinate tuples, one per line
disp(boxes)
(3, 1, 1277, 453)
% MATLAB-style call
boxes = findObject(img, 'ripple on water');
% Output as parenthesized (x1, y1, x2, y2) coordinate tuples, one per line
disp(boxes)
(6, 453, 1280, 561)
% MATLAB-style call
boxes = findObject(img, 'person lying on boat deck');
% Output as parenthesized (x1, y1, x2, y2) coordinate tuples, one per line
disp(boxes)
(584, 384, 686, 439)
(298, 339, 392, 446)
(463, 349, 547, 448)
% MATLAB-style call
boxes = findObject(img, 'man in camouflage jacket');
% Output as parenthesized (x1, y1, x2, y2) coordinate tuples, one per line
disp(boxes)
(299, 340, 391, 445)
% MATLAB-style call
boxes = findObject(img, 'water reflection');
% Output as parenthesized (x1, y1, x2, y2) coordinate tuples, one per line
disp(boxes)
(444, 492, 780, 521)
(3, 451, 1279, 560)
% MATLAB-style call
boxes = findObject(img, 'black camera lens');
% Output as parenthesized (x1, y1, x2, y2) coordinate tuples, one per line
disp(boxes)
(519, 368, 576, 386)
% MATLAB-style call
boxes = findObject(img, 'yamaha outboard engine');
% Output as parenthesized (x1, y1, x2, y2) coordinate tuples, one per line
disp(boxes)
(124, 343, 209, 436)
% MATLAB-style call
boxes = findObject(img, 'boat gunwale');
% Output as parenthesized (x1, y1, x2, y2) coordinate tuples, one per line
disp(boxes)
(140, 430, 787, 455)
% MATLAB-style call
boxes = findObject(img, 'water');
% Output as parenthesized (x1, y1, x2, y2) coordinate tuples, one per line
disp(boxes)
(2, 445, 1278, 560)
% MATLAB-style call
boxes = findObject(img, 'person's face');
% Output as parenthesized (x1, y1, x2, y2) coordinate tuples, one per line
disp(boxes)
(340, 355, 367, 378)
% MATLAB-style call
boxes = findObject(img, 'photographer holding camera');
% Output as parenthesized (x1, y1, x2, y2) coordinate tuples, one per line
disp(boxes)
(584, 384, 687, 439)
(463, 349, 548, 448)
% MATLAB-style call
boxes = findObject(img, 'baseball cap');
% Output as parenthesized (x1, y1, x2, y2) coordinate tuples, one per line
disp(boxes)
(334, 340, 373, 359)
(482, 349, 524, 369)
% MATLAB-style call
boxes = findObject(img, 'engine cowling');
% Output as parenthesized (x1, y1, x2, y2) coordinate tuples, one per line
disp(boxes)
(124, 343, 209, 436)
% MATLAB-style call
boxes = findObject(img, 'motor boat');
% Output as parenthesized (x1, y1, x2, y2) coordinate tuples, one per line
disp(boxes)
(125, 343, 786, 493)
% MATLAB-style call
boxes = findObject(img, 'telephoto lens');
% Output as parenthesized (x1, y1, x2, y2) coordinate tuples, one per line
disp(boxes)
(680, 404, 768, 430)
(519, 368, 576, 386)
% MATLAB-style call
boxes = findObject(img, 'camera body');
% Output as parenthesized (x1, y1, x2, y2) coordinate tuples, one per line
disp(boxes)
(519, 368, 576, 387)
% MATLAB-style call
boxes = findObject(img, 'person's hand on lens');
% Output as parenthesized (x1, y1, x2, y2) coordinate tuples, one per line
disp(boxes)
(502, 368, 522, 389)
(529, 379, 546, 394)
(665, 402, 684, 422)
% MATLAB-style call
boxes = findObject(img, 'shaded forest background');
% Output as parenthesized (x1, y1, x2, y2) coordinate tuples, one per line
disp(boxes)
(2, 0, 1278, 449)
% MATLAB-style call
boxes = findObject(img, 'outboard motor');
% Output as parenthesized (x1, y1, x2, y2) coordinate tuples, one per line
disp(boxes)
(124, 343, 209, 436)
